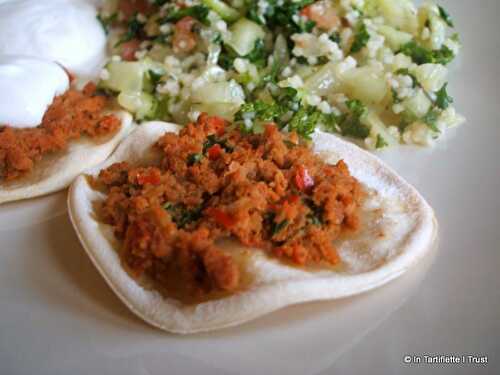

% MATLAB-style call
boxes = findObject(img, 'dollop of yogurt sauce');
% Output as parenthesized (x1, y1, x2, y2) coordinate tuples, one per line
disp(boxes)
(0, 56, 69, 128)
(0, 0, 106, 128)
(0, 0, 106, 77)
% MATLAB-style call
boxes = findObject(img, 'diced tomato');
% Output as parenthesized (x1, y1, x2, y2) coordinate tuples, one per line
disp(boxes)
(300, 1, 340, 30)
(295, 165, 315, 192)
(207, 144, 222, 160)
(120, 39, 141, 61)
(175, 16, 197, 32)
(173, 16, 197, 53)
(206, 208, 236, 229)
(137, 170, 161, 185)
(119, 0, 152, 20)
(207, 116, 226, 135)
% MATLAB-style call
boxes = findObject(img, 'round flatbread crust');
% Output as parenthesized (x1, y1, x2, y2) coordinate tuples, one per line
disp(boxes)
(68, 121, 437, 334)
(0, 111, 134, 204)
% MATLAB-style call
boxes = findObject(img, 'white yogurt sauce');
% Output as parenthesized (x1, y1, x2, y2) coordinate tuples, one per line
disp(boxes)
(0, 0, 106, 77)
(0, 56, 69, 128)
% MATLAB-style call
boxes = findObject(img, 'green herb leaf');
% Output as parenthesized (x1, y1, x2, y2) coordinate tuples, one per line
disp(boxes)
(375, 134, 389, 149)
(438, 5, 454, 27)
(97, 13, 117, 35)
(422, 109, 440, 132)
(161, 5, 210, 24)
(115, 15, 144, 47)
(245, 39, 267, 68)
(272, 219, 289, 235)
(435, 83, 453, 109)
(338, 100, 370, 139)
(350, 23, 370, 53)
(399, 41, 455, 66)
(164, 203, 203, 229)
(187, 153, 203, 166)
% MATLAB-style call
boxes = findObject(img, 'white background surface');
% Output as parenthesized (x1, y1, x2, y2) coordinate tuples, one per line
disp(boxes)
(0, 1, 498, 374)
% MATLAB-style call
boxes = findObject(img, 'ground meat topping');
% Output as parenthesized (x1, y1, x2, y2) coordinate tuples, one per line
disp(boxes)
(0, 83, 120, 180)
(96, 114, 363, 297)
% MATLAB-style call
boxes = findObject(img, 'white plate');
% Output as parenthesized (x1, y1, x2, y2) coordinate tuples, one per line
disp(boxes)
(0, 1, 499, 374)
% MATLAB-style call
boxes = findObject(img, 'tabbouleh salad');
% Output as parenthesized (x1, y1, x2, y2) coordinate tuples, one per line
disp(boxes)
(97, 0, 464, 148)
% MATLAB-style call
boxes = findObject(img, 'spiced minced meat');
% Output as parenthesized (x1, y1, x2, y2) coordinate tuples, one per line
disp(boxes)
(96, 114, 363, 296)
(0, 83, 120, 181)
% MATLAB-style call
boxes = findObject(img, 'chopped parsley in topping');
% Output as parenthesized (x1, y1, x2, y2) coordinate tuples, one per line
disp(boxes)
(187, 153, 203, 166)
(161, 5, 210, 24)
(115, 16, 143, 46)
(422, 109, 440, 132)
(271, 219, 289, 236)
(304, 198, 324, 225)
(375, 134, 389, 149)
(203, 135, 234, 153)
(163, 203, 203, 229)
(350, 23, 370, 53)
(435, 83, 453, 109)
(438, 5, 454, 28)
(399, 41, 455, 66)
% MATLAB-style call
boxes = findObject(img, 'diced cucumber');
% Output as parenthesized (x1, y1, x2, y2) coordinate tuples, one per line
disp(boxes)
(202, 0, 241, 22)
(341, 67, 388, 105)
(101, 58, 165, 94)
(226, 18, 265, 56)
(191, 80, 245, 105)
(415, 63, 447, 92)
(304, 63, 338, 96)
(363, 110, 399, 148)
(403, 89, 431, 118)
(117, 91, 157, 119)
(191, 102, 241, 120)
(102, 61, 146, 92)
(376, 0, 418, 34)
(377, 25, 413, 50)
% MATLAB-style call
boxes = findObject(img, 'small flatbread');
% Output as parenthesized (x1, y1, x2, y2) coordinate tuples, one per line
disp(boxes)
(0, 111, 134, 204)
(68, 121, 437, 334)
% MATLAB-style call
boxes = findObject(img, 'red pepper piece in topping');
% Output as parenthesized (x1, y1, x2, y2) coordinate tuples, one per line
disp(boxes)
(206, 208, 236, 229)
(207, 144, 222, 160)
(136, 169, 161, 185)
(295, 165, 315, 192)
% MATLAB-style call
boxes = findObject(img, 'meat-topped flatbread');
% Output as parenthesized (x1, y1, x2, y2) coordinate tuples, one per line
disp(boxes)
(68, 114, 436, 333)
(0, 83, 134, 204)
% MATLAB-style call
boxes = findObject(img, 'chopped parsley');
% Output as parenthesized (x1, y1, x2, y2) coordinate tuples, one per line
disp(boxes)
(115, 16, 143, 46)
(163, 203, 203, 229)
(187, 153, 203, 166)
(96, 13, 117, 35)
(438, 5, 454, 28)
(350, 23, 370, 53)
(375, 134, 389, 149)
(422, 109, 440, 132)
(247, 0, 315, 33)
(244, 39, 268, 68)
(271, 219, 289, 236)
(161, 5, 210, 24)
(435, 83, 453, 109)
(338, 100, 370, 139)
(399, 41, 455, 66)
